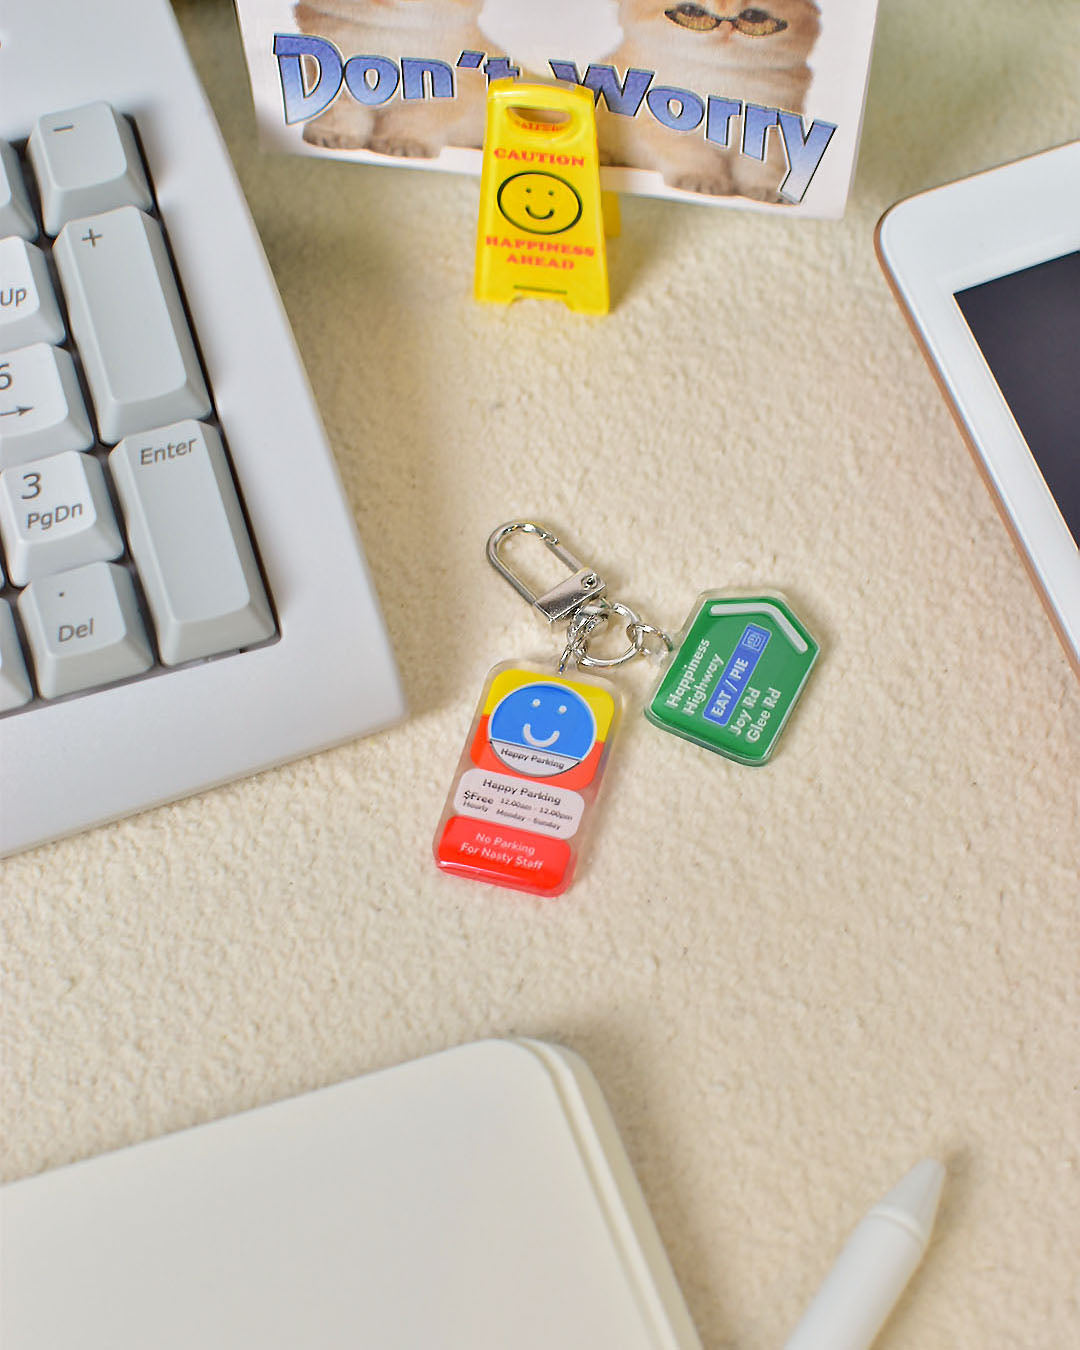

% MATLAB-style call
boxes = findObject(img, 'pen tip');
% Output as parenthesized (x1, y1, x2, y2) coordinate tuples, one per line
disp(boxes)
(876, 1159, 946, 1243)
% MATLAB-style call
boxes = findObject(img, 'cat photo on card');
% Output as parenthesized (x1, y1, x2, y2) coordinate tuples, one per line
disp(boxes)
(237, 0, 880, 217)
(598, 1, 821, 201)
(293, 0, 500, 156)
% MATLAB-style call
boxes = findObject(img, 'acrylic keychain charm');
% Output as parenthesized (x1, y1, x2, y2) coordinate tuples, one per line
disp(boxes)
(434, 523, 820, 896)
(645, 593, 819, 765)
(433, 524, 623, 898)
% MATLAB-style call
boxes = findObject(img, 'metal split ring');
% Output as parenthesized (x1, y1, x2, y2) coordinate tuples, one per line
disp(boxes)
(629, 621, 675, 659)
(562, 601, 647, 669)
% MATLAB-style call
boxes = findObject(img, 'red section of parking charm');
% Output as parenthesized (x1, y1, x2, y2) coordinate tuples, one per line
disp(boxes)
(437, 816, 573, 895)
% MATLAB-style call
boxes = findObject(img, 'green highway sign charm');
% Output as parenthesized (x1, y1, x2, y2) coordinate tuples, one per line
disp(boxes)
(645, 594, 818, 765)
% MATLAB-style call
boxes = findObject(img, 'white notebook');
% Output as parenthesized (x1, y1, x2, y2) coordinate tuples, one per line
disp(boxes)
(1, 1039, 703, 1349)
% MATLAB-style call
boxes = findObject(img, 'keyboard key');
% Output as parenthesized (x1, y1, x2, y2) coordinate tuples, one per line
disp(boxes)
(0, 449, 123, 585)
(0, 343, 93, 469)
(110, 419, 274, 664)
(0, 141, 37, 242)
(0, 237, 64, 350)
(0, 599, 33, 711)
(53, 206, 210, 442)
(18, 560, 152, 698)
(27, 101, 152, 236)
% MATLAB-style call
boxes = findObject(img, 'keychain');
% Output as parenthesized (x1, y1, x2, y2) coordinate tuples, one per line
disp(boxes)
(433, 522, 819, 896)
(433, 524, 624, 898)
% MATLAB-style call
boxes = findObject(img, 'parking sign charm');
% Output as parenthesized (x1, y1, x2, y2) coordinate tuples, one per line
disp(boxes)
(433, 524, 626, 898)
(433, 660, 621, 897)
(434, 523, 819, 897)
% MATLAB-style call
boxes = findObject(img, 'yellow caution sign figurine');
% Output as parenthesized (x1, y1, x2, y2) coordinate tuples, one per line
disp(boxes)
(475, 80, 617, 315)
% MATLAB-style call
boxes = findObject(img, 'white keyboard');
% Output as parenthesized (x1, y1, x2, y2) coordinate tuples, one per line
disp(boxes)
(0, 0, 405, 854)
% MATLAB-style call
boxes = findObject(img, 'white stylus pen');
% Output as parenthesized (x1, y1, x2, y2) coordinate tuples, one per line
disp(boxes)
(782, 1159, 945, 1350)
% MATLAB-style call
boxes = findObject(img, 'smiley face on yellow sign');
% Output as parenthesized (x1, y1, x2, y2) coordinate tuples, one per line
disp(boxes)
(496, 171, 583, 235)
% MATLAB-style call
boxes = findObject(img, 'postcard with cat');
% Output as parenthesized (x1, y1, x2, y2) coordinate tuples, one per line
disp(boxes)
(234, 0, 881, 217)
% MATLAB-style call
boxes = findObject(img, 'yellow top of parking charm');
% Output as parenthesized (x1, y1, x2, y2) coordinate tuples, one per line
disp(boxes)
(475, 80, 613, 315)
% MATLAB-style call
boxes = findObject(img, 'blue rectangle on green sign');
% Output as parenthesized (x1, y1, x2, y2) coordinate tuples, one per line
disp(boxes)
(703, 624, 771, 725)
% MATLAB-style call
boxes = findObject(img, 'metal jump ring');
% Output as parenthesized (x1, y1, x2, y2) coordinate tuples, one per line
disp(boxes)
(628, 620, 675, 658)
(568, 601, 646, 669)
(559, 607, 609, 672)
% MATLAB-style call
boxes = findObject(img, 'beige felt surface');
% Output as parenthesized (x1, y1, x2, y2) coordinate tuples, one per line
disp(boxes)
(3, 2, 1079, 1346)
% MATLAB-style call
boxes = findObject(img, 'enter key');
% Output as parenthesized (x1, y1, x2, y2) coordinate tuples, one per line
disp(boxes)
(109, 419, 275, 665)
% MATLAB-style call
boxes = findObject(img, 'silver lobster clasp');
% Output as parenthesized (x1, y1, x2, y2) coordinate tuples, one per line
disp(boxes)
(486, 521, 606, 623)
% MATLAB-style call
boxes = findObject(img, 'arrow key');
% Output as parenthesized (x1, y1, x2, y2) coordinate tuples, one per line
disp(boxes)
(0, 343, 93, 470)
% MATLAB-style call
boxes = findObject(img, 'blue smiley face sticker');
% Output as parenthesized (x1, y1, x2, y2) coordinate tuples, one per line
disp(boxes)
(488, 681, 597, 776)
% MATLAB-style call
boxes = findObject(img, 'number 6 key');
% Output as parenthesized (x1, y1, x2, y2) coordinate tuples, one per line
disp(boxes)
(0, 343, 94, 470)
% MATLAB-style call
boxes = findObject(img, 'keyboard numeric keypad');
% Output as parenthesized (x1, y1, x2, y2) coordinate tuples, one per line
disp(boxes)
(0, 101, 275, 713)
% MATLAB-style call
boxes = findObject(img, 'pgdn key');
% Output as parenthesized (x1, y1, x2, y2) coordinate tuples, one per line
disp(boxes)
(110, 419, 275, 664)
(53, 206, 210, 443)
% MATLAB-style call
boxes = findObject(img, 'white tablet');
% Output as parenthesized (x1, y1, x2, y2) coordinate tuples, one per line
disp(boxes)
(876, 141, 1080, 676)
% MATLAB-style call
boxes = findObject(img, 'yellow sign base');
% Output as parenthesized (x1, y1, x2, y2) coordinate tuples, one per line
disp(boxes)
(475, 81, 614, 316)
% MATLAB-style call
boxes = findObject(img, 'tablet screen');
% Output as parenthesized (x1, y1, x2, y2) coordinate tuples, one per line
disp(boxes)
(955, 251, 1080, 547)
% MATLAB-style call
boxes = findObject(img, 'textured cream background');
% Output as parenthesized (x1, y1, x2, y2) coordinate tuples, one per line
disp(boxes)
(3, 2, 1079, 1346)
